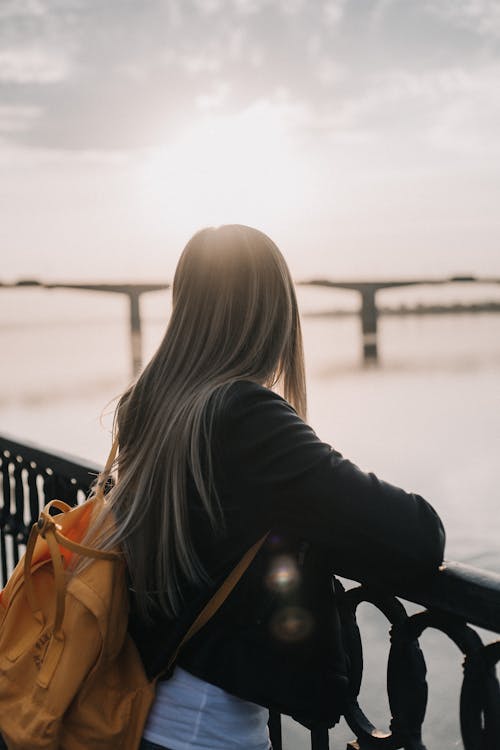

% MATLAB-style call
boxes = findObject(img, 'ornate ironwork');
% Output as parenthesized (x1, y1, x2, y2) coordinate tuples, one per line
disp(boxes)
(0, 434, 499, 749)
(335, 587, 500, 750)
(0, 433, 99, 586)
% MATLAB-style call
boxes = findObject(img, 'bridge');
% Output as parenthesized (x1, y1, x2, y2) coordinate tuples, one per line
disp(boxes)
(1, 279, 169, 379)
(2, 275, 499, 375)
(299, 276, 500, 364)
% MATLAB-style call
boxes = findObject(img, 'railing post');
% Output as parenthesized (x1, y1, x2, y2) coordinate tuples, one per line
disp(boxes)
(268, 710, 282, 750)
(311, 726, 329, 749)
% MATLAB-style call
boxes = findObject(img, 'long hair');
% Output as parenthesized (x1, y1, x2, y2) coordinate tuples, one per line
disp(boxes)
(82, 224, 306, 620)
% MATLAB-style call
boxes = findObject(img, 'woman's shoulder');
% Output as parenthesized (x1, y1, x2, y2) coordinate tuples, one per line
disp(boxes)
(204, 380, 301, 456)
(224, 378, 294, 403)
(218, 379, 296, 421)
(225, 378, 280, 397)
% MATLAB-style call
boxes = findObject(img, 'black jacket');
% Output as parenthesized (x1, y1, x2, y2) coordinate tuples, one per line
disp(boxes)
(128, 380, 445, 721)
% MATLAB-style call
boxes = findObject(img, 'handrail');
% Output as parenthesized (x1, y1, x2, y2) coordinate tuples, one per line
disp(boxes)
(394, 561, 500, 633)
(0, 431, 101, 489)
(1, 434, 499, 749)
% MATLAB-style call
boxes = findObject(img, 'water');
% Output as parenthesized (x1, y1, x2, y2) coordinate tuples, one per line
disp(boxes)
(1, 289, 499, 749)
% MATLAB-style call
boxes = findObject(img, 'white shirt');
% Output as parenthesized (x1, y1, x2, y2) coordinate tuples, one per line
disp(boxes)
(143, 666, 271, 750)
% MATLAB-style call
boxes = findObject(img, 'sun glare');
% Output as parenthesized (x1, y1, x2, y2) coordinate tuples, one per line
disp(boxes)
(139, 102, 307, 230)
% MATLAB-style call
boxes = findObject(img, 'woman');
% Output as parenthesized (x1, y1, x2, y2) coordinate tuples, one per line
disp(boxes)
(94, 224, 445, 750)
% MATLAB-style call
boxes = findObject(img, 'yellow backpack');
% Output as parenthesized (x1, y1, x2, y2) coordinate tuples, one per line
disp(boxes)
(0, 446, 266, 750)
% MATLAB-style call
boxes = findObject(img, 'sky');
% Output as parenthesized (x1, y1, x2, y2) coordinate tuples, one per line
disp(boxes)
(1, 0, 500, 282)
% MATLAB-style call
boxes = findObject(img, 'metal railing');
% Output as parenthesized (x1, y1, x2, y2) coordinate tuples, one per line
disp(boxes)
(1, 434, 499, 750)
(0, 433, 100, 582)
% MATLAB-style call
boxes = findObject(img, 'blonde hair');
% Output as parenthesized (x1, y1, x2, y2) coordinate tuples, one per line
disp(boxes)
(85, 225, 306, 619)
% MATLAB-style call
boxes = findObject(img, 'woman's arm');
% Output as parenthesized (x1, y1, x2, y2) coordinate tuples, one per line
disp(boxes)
(220, 380, 445, 587)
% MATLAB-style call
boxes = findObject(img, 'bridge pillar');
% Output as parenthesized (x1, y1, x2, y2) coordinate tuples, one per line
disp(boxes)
(360, 288, 378, 365)
(128, 292, 142, 377)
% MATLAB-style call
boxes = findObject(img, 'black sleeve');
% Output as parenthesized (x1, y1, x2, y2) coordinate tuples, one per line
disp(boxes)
(220, 380, 446, 587)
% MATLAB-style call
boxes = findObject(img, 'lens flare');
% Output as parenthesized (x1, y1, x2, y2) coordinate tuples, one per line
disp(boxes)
(265, 554, 300, 593)
(270, 606, 314, 643)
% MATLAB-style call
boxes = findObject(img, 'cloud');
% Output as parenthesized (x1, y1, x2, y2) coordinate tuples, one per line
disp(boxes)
(0, 0, 497, 154)
(192, 0, 224, 14)
(0, 0, 48, 19)
(232, 0, 268, 14)
(424, 0, 500, 38)
(196, 81, 231, 110)
(323, 0, 346, 27)
(370, 0, 399, 27)
(0, 0, 325, 148)
(0, 105, 41, 133)
(426, 64, 500, 155)
(308, 63, 500, 160)
(0, 47, 71, 83)
(315, 58, 344, 86)
(180, 53, 223, 75)
(0, 143, 133, 167)
(279, 0, 306, 14)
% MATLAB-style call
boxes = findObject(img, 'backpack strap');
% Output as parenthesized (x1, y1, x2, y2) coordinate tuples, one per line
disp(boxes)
(24, 505, 121, 638)
(165, 532, 269, 672)
(23, 437, 267, 674)
(23, 438, 121, 627)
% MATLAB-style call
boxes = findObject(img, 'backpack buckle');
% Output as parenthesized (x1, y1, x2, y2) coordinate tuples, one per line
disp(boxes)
(37, 513, 56, 539)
